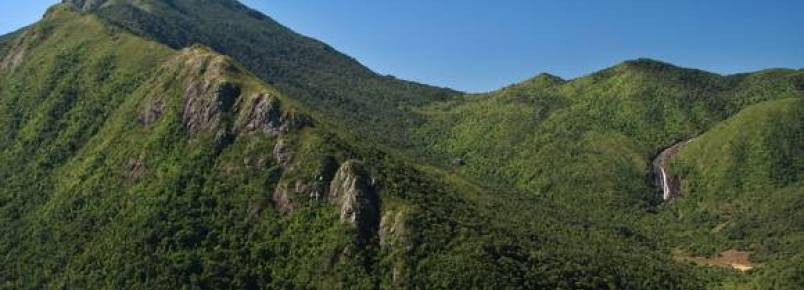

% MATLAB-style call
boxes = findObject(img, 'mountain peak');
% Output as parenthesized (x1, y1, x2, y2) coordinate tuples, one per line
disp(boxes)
(508, 73, 565, 90)
(533, 72, 565, 83)
(62, 0, 108, 11)
(615, 58, 682, 73)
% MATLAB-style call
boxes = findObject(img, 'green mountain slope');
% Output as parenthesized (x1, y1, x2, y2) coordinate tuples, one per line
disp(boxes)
(665, 98, 803, 290)
(1, 1, 801, 290)
(416, 60, 802, 209)
(0, 4, 728, 290)
(413, 60, 803, 289)
(62, 0, 459, 148)
(0, 27, 27, 62)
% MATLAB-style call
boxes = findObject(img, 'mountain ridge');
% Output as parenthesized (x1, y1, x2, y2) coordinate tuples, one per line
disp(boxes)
(0, 6, 716, 289)
(58, 0, 461, 149)
(0, 2, 802, 290)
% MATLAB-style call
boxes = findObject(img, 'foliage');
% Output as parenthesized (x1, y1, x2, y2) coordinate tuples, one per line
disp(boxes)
(665, 98, 803, 288)
(413, 59, 803, 288)
(0, 2, 801, 290)
(89, 0, 460, 149)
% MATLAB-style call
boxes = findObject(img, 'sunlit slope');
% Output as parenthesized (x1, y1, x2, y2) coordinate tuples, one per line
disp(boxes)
(417, 60, 802, 209)
(0, 5, 721, 290)
(415, 60, 802, 289)
(666, 98, 803, 290)
(68, 0, 459, 148)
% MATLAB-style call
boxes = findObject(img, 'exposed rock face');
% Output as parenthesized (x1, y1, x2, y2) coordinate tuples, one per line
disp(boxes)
(379, 210, 408, 248)
(181, 79, 240, 134)
(138, 99, 163, 126)
(143, 48, 320, 217)
(270, 156, 338, 214)
(379, 210, 412, 287)
(272, 184, 294, 214)
(240, 93, 310, 137)
(328, 160, 379, 242)
(272, 138, 292, 167)
(652, 139, 693, 200)
(242, 94, 281, 134)
(177, 50, 239, 127)
(137, 47, 312, 148)
(137, 48, 242, 138)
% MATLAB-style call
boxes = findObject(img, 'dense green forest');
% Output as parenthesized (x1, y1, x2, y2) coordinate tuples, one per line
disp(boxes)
(665, 98, 803, 290)
(87, 0, 460, 149)
(0, 1, 801, 289)
(411, 61, 803, 288)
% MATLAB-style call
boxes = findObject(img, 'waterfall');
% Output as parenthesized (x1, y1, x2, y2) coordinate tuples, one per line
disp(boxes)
(652, 139, 694, 201)
(660, 167, 671, 200)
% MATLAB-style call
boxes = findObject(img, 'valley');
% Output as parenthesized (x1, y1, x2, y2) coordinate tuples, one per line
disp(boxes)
(0, 1, 801, 290)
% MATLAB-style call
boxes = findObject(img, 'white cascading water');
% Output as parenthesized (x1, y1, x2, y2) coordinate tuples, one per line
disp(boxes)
(660, 167, 672, 200)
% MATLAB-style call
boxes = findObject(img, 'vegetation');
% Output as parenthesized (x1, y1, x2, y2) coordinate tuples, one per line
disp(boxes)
(87, 0, 460, 149)
(666, 98, 803, 289)
(0, 1, 801, 290)
(413, 60, 802, 289)
(0, 26, 27, 61)
(416, 60, 801, 204)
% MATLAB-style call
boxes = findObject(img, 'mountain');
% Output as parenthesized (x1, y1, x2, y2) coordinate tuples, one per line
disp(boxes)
(0, 4, 715, 290)
(0, 1, 801, 290)
(62, 0, 460, 148)
(0, 26, 25, 61)
(413, 59, 804, 288)
(666, 98, 803, 290)
(416, 59, 802, 202)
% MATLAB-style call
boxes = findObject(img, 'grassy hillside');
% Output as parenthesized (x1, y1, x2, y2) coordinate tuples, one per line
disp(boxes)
(416, 60, 802, 211)
(0, 27, 26, 61)
(413, 59, 803, 289)
(69, 0, 459, 148)
(0, 5, 729, 290)
(0, 1, 799, 290)
(663, 98, 803, 290)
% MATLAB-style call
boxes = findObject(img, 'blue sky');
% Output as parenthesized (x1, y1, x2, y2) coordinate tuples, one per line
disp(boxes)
(2, 1, 803, 92)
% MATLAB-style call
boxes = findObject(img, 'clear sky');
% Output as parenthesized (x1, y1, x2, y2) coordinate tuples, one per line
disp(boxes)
(2, 1, 803, 92)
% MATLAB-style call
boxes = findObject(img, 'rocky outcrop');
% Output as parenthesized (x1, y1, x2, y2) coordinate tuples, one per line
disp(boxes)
(176, 50, 240, 128)
(652, 139, 693, 200)
(180, 53, 239, 132)
(273, 159, 381, 244)
(272, 138, 292, 167)
(240, 93, 310, 137)
(140, 47, 324, 221)
(328, 160, 379, 242)
(272, 184, 294, 214)
(379, 210, 409, 249)
(379, 210, 413, 287)
(139, 48, 248, 144)
(181, 79, 240, 135)
(269, 155, 339, 214)
(138, 98, 163, 126)
(138, 47, 313, 147)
